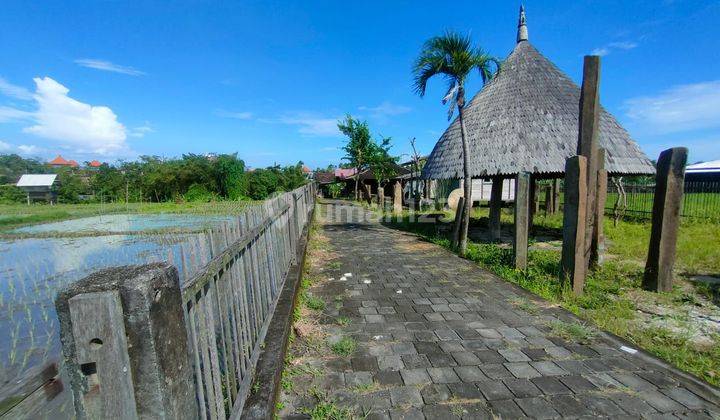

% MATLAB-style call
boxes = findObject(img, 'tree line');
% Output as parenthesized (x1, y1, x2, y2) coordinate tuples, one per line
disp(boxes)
(0, 153, 308, 204)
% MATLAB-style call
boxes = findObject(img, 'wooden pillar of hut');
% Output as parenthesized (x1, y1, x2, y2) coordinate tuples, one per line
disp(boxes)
(528, 175, 537, 231)
(544, 185, 552, 216)
(377, 184, 385, 209)
(488, 176, 504, 241)
(578, 55, 601, 273)
(514, 172, 531, 270)
(393, 180, 402, 213)
(561, 156, 588, 294)
(643, 147, 688, 292)
(552, 179, 561, 214)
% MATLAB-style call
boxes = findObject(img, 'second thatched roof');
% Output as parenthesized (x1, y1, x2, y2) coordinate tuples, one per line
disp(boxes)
(422, 7, 655, 180)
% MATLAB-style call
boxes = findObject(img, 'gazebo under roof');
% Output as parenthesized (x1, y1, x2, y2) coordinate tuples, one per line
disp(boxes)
(422, 7, 655, 180)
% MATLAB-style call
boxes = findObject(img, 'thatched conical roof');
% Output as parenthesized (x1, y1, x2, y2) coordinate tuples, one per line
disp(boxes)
(422, 8, 654, 179)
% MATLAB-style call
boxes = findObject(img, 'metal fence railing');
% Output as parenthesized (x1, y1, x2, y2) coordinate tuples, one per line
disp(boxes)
(547, 179, 720, 221)
(605, 181, 720, 221)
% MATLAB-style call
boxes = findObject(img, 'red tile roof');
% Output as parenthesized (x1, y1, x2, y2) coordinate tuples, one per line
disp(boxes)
(48, 155, 70, 165)
(302, 165, 312, 174)
(89, 160, 102, 167)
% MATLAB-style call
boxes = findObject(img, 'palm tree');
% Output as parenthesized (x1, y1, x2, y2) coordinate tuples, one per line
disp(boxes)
(412, 31, 499, 256)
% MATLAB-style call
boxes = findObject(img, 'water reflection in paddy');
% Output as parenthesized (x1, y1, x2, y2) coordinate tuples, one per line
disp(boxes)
(0, 212, 244, 415)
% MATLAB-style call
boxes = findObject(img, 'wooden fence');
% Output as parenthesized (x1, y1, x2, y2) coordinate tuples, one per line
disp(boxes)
(52, 183, 316, 419)
(181, 183, 314, 418)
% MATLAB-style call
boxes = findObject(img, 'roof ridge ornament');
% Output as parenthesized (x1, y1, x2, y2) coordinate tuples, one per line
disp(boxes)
(517, 5, 528, 43)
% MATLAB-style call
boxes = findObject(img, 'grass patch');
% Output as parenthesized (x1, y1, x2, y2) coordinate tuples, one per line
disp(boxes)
(305, 294, 325, 311)
(549, 321, 596, 343)
(302, 389, 354, 420)
(336, 316, 351, 326)
(330, 337, 357, 357)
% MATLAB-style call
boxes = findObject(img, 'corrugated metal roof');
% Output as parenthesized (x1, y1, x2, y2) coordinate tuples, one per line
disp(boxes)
(686, 160, 720, 173)
(16, 174, 58, 187)
(422, 40, 655, 179)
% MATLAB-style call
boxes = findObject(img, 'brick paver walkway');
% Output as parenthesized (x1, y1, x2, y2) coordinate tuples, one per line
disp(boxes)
(280, 201, 720, 419)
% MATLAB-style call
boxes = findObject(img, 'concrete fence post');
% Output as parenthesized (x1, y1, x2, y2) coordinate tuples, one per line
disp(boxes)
(643, 147, 688, 292)
(514, 172, 531, 270)
(561, 156, 588, 295)
(55, 263, 197, 419)
(377, 184, 385, 209)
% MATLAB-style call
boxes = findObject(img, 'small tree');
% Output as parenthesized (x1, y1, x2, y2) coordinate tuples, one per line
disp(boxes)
(412, 31, 499, 256)
(338, 115, 372, 200)
(367, 137, 398, 197)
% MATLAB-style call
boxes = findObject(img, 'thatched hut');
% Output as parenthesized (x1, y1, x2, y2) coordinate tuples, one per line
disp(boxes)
(422, 6, 654, 215)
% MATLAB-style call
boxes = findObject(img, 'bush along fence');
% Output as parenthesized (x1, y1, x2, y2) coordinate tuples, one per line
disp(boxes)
(53, 183, 316, 419)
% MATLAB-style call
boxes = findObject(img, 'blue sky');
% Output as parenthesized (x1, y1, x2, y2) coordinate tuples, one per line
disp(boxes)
(0, 0, 718, 169)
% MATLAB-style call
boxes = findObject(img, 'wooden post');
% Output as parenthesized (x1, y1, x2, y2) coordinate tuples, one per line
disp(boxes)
(643, 147, 688, 292)
(552, 178, 561, 214)
(591, 148, 607, 265)
(577, 56, 601, 274)
(393, 180, 402, 213)
(561, 156, 588, 295)
(544, 186, 552, 216)
(514, 172, 531, 270)
(362, 182, 372, 205)
(488, 176, 503, 241)
(452, 197, 465, 247)
(528, 175, 536, 231)
(55, 264, 197, 419)
(377, 184, 384, 209)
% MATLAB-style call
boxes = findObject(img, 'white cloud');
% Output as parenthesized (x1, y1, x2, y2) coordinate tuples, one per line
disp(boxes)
(0, 140, 10, 151)
(216, 110, 253, 120)
(359, 101, 411, 118)
(17, 144, 43, 155)
(591, 41, 637, 56)
(21, 77, 128, 154)
(0, 106, 33, 123)
(75, 59, 145, 76)
(262, 112, 341, 136)
(624, 80, 720, 134)
(129, 122, 154, 138)
(0, 77, 33, 100)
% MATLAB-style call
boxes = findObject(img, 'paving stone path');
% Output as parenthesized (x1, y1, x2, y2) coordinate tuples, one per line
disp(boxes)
(280, 201, 720, 419)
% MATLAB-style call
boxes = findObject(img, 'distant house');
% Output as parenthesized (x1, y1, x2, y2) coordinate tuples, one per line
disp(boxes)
(334, 168, 357, 179)
(685, 160, 720, 182)
(302, 165, 313, 177)
(16, 174, 59, 204)
(48, 155, 79, 168)
(88, 160, 103, 168)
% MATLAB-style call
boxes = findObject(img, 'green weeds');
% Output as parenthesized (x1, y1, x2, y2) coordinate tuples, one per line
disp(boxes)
(330, 337, 357, 357)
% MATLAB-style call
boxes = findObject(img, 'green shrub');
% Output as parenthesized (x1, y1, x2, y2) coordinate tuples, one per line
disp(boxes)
(330, 337, 356, 356)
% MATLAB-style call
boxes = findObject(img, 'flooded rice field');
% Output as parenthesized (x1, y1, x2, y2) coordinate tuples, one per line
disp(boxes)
(0, 213, 245, 415)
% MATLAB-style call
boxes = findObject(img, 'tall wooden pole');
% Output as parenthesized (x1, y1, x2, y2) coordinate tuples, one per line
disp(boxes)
(552, 179, 561, 214)
(643, 147, 688, 292)
(591, 148, 607, 266)
(561, 156, 588, 295)
(577, 55, 601, 272)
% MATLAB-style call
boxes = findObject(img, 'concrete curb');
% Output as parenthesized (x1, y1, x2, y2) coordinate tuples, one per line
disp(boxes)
(240, 205, 315, 419)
